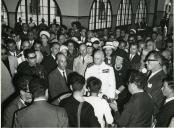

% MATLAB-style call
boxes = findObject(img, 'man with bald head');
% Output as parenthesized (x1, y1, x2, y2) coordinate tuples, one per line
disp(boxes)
(48, 53, 72, 99)
(85, 50, 116, 99)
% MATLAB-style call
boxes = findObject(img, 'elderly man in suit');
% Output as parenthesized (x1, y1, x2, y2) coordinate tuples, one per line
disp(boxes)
(110, 70, 154, 127)
(49, 53, 72, 99)
(145, 50, 166, 116)
(156, 76, 174, 127)
(13, 77, 68, 127)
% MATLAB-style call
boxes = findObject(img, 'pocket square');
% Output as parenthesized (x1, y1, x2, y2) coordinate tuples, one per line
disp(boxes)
(147, 83, 152, 88)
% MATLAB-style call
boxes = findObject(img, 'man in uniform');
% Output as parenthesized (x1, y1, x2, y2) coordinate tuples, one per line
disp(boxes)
(85, 50, 116, 99)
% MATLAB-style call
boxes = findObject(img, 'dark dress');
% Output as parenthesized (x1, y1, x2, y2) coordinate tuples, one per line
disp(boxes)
(114, 62, 131, 113)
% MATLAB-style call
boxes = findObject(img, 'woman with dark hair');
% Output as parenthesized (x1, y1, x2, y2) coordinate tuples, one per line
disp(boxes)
(114, 49, 131, 113)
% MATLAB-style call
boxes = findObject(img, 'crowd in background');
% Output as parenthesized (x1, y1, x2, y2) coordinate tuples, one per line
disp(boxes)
(1, 19, 174, 127)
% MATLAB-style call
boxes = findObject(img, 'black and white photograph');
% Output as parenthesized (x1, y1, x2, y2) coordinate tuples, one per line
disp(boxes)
(1, 0, 173, 127)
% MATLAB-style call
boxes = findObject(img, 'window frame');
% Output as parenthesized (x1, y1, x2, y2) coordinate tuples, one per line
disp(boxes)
(88, 0, 113, 31)
(134, 0, 148, 24)
(15, 0, 62, 26)
(115, 0, 133, 27)
(2, 0, 9, 26)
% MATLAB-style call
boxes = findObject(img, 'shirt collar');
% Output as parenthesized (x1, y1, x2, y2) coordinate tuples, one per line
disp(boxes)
(51, 54, 56, 60)
(58, 67, 66, 74)
(19, 98, 27, 106)
(34, 97, 47, 102)
(165, 97, 174, 104)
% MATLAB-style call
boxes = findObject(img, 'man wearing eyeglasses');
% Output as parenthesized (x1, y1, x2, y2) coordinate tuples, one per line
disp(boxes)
(144, 50, 166, 117)
(17, 48, 46, 79)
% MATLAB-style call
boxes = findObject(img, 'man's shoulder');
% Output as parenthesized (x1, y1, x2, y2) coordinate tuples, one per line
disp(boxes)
(49, 68, 58, 76)
(59, 96, 73, 106)
(4, 97, 20, 112)
(86, 63, 95, 69)
(18, 61, 28, 67)
(66, 68, 72, 74)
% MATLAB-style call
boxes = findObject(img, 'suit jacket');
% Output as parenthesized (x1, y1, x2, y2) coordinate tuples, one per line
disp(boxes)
(129, 53, 141, 70)
(49, 68, 72, 99)
(156, 99, 174, 127)
(114, 92, 154, 127)
(2, 96, 26, 127)
(145, 70, 166, 116)
(1, 61, 15, 103)
(13, 100, 68, 127)
(42, 55, 57, 75)
(20, 31, 28, 41)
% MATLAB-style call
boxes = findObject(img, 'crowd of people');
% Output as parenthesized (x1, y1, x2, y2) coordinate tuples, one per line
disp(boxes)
(1, 19, 174, 127)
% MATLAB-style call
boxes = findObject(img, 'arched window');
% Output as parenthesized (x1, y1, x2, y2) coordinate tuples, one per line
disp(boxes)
(116, 0, 132, 26)
(135, 0, 147, 23)
(89, 0, 112, 30)
(16, 0, 62, 25)
(1, 0, 9, 25)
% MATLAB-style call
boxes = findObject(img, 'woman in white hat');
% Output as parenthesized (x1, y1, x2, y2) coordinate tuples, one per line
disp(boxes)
(40, 31, 51, 56)
(60, 45, 68, 57)
(103, 42, 115, 66)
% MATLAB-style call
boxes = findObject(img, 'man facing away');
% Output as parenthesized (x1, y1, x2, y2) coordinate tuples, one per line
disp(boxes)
(13, 77, 68, 127)
(59, 72, 100, 127)
(110, 70, 154, 127)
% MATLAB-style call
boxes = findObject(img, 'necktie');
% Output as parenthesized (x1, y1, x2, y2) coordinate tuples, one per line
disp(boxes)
(130, 54, 133, 60)
(63, 71, 67, 83)
(82, 57, 85, 64)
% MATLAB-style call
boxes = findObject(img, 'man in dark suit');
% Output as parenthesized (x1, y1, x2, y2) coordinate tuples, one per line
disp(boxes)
(128, 43, 141, 70)
(49, 53, 72, 99)
(2, 74, 33, 127)
(145, 51, 166, 116)
(42, 42, 60, 75)
(59, 72, 100, 127)
(20, 23, 29, 41)
(110, 70, 154, 127)
(13, 77, 68, 127)
(156, 76, 174, 127)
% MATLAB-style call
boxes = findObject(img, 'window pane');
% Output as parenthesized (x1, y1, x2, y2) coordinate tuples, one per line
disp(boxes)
(89, 0, 112, 30)
(116, 0, 132, 26)
(1, 1, 8, 25)
(135, 0, 147, 23)
(16, 0, 61, 25)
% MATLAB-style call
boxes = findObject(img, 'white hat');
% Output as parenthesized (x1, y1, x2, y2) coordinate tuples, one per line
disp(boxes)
(130, 29, 136, 34)
(112, 41, 119, 49)
(60, 45, 68, 52)
(40, 31, 50, 38)
(86, 42, 92, 47)
(91, 37, 100, 43)
(103, 42, 115, 49)
(71, 37, 79, 42)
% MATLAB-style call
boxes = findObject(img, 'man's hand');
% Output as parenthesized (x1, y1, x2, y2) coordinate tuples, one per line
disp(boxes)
(109, 101, 118, 112)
